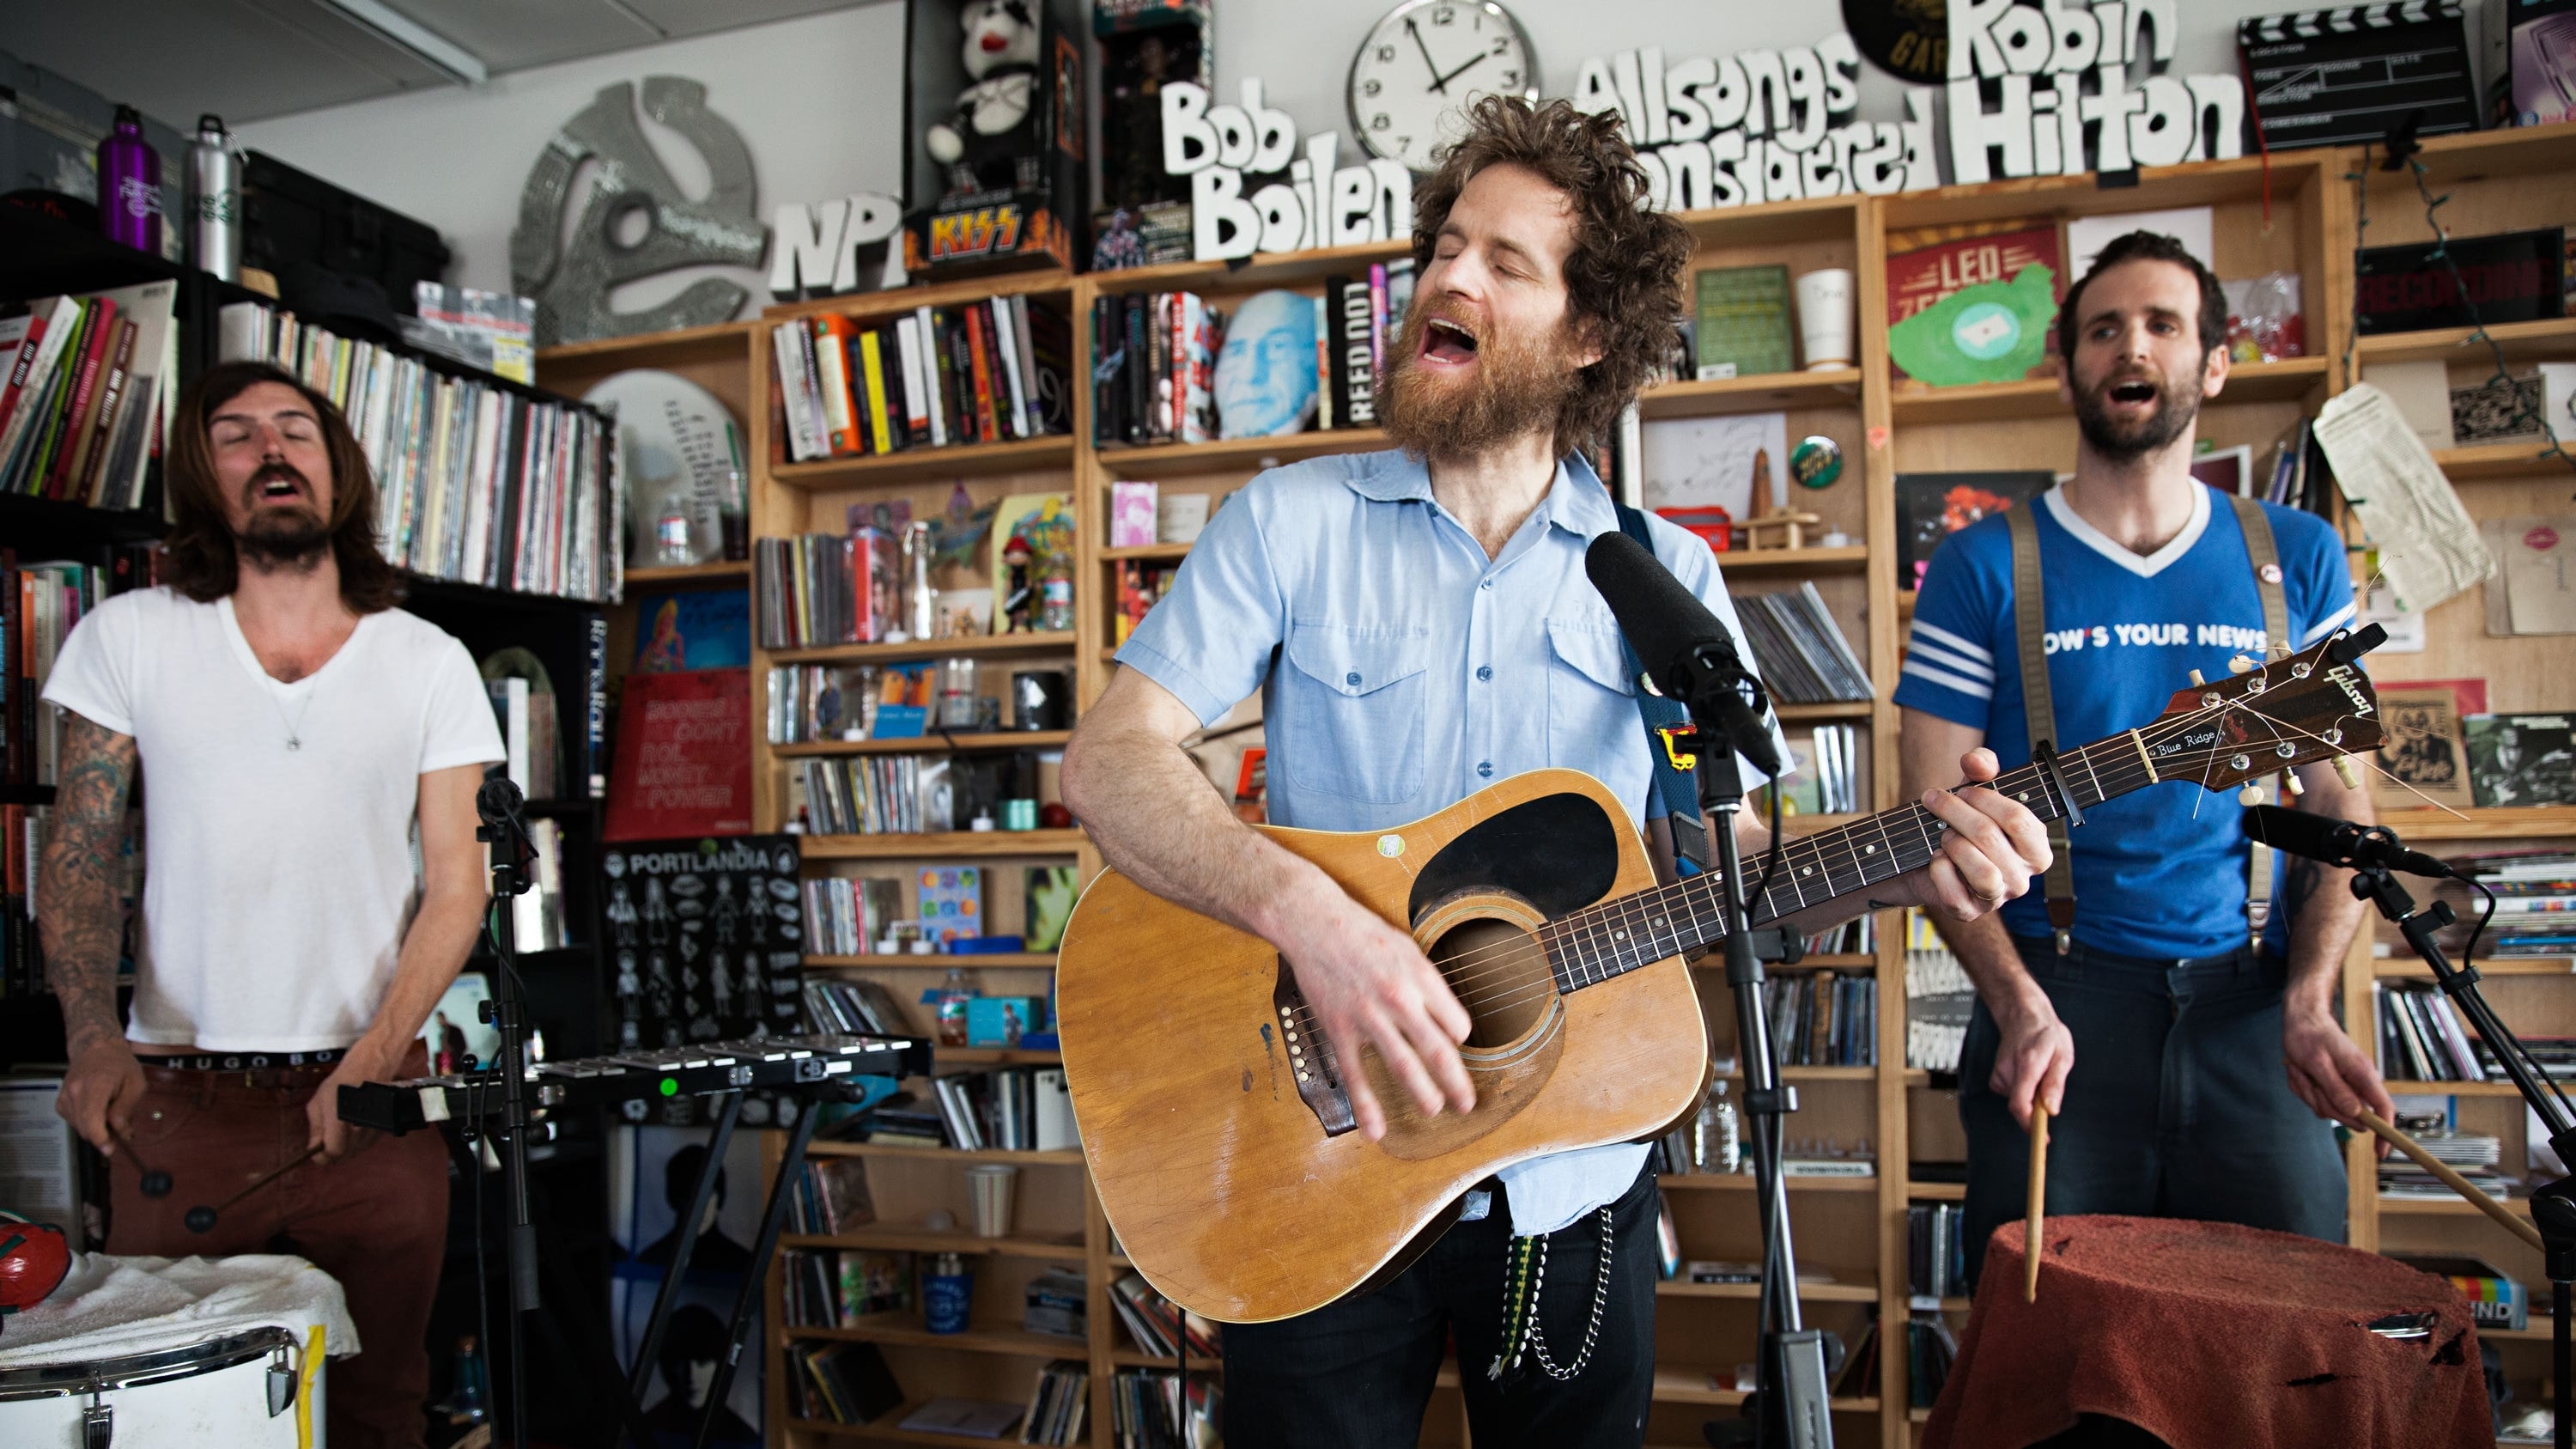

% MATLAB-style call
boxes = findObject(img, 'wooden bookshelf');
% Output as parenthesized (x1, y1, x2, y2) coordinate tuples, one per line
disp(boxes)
(720, 128, 2576, 1449)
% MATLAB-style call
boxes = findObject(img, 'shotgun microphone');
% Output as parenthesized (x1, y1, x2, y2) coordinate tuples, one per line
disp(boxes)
(1583, 531, 1782, 779)
(2241, 804, 2455, 879)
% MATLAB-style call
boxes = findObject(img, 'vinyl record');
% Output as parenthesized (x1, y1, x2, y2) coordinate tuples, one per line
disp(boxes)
(1843, 0, 1949, 83)
(586, 369, 744, 569)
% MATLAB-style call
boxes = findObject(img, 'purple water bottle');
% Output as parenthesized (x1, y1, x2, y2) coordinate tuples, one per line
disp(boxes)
(96, 104, 164, 256)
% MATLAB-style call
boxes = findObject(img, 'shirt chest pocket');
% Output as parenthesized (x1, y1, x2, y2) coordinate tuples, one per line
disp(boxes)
(1544, 617, 1643, 765)
(1276, 623, 1431, 804)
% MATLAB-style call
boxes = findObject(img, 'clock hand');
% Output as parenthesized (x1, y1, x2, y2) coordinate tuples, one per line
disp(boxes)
(1431, 49, 1491, 94)
(1407, 18, 1449, 94)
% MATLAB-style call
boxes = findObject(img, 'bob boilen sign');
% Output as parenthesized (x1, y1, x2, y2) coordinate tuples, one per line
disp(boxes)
(1159, 0, 2245, 261)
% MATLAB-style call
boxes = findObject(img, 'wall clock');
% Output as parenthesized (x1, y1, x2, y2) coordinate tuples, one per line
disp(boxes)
(1347, 0, 1540, 174)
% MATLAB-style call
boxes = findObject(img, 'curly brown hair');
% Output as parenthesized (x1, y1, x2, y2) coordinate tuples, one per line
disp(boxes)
(1410, 95, 1694, 456)
(163, 361, 401, 612)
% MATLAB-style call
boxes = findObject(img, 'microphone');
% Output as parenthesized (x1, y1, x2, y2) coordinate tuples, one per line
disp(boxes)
(2242, 804, 2455, 879)
(1583, 531, 1783, 780)
(477, 772, 538, 872)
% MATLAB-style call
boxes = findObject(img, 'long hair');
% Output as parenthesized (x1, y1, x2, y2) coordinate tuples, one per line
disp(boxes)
(162, 360, 401, 613)
(1410, 96, 1695, 457)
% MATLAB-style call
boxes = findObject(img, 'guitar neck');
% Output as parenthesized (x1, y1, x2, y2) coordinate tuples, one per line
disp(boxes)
(1542, 726, 2166, 991)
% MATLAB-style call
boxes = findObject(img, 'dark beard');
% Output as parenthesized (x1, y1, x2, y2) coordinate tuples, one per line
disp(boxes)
(2070, 367, 2200, 460)
(237, 464, 331, 570)
(1380, 302, 1575, 460)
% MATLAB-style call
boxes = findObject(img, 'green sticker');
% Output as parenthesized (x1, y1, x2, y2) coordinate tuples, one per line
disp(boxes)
(1887, 264, 2058, 387)
(1789, 435, 1843, 490)
(659, 1077, 678, 1097)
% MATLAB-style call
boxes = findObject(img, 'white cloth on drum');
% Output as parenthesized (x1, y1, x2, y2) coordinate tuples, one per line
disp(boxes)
(0, 1253, 360, 1365)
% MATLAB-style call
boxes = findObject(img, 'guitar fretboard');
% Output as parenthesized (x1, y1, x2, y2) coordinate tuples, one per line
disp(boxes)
(1535, 721, 2200, 991)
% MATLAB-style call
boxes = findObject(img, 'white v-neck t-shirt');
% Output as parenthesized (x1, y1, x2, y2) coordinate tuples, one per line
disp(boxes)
(42, 587, 505, 1050)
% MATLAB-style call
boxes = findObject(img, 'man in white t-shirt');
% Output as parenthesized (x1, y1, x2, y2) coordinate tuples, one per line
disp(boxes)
(39, 360, 503, 1449)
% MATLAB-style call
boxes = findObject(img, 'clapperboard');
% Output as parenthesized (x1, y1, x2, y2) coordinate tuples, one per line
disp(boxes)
(2238, 2, 2483, 149)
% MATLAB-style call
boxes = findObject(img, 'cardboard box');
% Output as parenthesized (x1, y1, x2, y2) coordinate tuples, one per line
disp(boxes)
(902, 0, 1089, 276)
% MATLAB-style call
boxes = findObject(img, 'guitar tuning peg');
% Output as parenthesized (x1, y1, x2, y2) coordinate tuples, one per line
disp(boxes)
(2238, 783, 2265, 807)
(2332, 756, 2360, 789)
(2227, 654, 2256, 674)
(2283, 770, 2306, 797)
(2188, 669, 2208, 686)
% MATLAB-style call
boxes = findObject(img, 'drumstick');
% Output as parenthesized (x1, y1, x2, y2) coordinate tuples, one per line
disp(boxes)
(111, 1129, 173, 1199)
(184, 1142, 324, 1234)
(2357, 1108, 2545, 1254)
(2025, 1102, 2050, 1303)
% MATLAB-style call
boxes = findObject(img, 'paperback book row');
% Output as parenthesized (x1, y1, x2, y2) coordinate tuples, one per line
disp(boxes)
(0, 282, 178, 510)
(2376, 981, 2499, 1083)
(216, 301, 616, 600)
(1906, 1202, 1970, 1301)
(774, 296, 1072, 463)
(778, 1339, 902, 1429)
(751, 527, 918, 652)
(2376, 1117, 2511, 1201)
(841, 1068, 1078, 1154)
(1091, 262, 1414, 449)
(1904, 913, 1974, 1075)
(1737, 584, 1873, 704)
(1110, 1271, 1218, 1361)
(4, 551, 150, 786)
(783, 1156, 876, 1236)
(1764, 969, 1877, 1068)
(1109, 1367, 1218, 1449)
(781, 1246, 911, 1329)
(1019, 1361, 1091, 1447)
(2445, 852, 2576, 962)
(797, 755, 955, 837)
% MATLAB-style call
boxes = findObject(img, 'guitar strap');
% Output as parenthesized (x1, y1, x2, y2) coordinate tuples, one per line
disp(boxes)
(1612, 503, 1710, 877)
(2005, 494, 2290, 955)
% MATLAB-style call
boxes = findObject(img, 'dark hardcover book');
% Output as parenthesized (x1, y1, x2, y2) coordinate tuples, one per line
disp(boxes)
(817, 1340, 904, 1424)
(1025, 301, 1072, 436)
(1894, 471, 2055, 592)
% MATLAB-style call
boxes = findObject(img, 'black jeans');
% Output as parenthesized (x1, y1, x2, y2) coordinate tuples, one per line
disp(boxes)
(1959, 935, 2349, 1287)
(1221, 1160, 1660, 1449)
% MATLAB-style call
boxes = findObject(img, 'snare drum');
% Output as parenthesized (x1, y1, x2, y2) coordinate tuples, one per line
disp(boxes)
(0, 1324, 321, 1448)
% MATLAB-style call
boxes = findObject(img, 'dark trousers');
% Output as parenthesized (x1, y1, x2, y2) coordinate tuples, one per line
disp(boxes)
(1221, 1160, 1660, 1449)
(1959, 935, 2348, 1287)
(108, 1046, 449, 1449)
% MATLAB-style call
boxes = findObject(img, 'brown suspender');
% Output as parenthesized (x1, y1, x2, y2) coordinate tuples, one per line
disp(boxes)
(2004, 492, 2289, 954)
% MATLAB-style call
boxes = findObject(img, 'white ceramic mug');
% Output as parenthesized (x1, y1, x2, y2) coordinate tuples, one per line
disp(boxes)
(1795, 269, 1856, 369)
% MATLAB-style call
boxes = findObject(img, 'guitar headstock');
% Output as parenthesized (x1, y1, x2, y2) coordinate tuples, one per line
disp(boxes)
(2144, 625, 2391, 795)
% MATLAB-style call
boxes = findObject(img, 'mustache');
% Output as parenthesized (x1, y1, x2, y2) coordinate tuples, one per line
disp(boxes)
(247, 460, 314, 495)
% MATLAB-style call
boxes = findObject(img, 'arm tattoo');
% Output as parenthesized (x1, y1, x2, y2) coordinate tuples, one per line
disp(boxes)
(37, 715, 137, 1053)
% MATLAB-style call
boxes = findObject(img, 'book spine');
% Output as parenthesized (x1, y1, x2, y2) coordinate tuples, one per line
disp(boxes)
(914, 305, 948, 446)
(894, 315, 930, 447)
(1010, 294, 1042, 439)
(0, 311, 50, 447)
(1368, 263, 1389, 387)
(584, 611, 608, 795)
(992, 295, 1030, 441)
(35, 301, 106, 498)
(813, 318, 860, 455)
(1313, 293, 1333, 431)
(76, 318, 139, 505)
(859, 328, 895, 455)
(966, 309, 999, 444)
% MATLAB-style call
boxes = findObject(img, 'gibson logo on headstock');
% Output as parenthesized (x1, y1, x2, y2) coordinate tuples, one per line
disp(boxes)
(2324, 663, 2375, 717)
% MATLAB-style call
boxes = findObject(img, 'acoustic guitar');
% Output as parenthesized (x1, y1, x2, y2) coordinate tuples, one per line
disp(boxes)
(1057, 626, 2389, 1323)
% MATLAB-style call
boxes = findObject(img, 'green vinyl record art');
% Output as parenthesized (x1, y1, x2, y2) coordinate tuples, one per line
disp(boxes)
(1886, 264, 2058, 387)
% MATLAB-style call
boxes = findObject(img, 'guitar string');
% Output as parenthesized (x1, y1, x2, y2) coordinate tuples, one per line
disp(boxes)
(1384, 686, 2336, 1020)
(1270, 672, 2379, 1068)
(1425, 685, 2389, 1019)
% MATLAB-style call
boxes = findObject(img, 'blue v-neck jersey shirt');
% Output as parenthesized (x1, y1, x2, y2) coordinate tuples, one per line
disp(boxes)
(1114, 447, 1789, 1235)
(1893, 484, 2356, 959)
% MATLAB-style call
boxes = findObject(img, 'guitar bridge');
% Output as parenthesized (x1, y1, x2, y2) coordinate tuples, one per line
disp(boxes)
(1273, 959, 1357, 1137)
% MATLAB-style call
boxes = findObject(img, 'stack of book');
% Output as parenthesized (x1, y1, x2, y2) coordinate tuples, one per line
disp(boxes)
(775, 297, 1071, 463)
(753, 526, 901, 649)
(2375, 981, 2490, 1081)
(1800, 915, 1874, 955)
(1109, 1368, 1217, 1449)
(4, 553, 139, 786)
(797, 755, 952, 836)
(1, 283, 178, 510)
(1758, 722, 1862, 817)
(1764, 969, 1876, 1067)
(926, 1068, 1078, 1153)
(2449, 852, 2576, 961)
(781, 1247, 912, 1327)
(803, 974, 912, 1034)
(1737, 584, 1873, 703)
(216, 301, 615, 600)
(783, 1156, 876, 1235)
(1109, 1272, 1219, 1360)
(1091, 290, 1220, 447)
(801, 878, 909, 958)
(781, 1340, 903, 1426)
(2379, 1126, 2512, 1200)
(1905, 1202, 1968, 1300)
(1021, 1361, 1091, 1446)
(1904, 910, 1974, 1075)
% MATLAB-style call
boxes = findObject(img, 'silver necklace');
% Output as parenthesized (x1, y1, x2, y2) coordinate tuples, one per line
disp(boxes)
(262, 677, 319, 752)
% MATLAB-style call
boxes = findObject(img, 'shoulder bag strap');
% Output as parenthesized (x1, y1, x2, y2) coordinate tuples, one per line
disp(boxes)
(2007, 502, 2077, 954)
(1613, 503, 1711, 877)
(2230, 494, 2292, 947)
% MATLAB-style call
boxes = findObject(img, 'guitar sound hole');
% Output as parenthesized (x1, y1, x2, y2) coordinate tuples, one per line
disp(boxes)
(1430, 917, 1552, 1049)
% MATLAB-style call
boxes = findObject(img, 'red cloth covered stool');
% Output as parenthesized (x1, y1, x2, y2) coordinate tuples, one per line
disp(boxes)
(1922, 1215, 2491, 1449)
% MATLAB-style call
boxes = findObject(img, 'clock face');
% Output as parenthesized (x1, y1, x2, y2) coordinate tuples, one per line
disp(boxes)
(1348, 0, 1540, 173)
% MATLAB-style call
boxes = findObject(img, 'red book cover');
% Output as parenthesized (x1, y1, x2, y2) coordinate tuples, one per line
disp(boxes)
(965, 306, 999, 444)
(1886, 226, 2063, 327)
(0, 308, 53, 440)
(46, 297, 118, 499)
(604, 667, 754, 841)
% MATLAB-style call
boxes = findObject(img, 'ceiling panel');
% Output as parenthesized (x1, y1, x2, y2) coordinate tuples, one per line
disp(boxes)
(374, 0, 662, 76)
(606, 0, 877, 38)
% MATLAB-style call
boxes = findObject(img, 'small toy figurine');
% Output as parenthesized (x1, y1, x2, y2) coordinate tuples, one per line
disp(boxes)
(999, 527, 1036, 633)
(924, 0, 1042, 197)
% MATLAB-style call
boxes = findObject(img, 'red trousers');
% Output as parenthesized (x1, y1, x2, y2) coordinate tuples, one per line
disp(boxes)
(108, 1047, 448, 1449)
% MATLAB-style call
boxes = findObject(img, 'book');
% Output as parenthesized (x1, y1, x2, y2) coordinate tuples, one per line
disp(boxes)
(1692, 265, 1794, 379)
(1327, 276, 1377, 428)
(602, 668, 754, 840)
(813, 316, 861, 454)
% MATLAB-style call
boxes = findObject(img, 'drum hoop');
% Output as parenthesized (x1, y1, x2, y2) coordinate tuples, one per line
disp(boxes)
(0, 1325, 298, 1400)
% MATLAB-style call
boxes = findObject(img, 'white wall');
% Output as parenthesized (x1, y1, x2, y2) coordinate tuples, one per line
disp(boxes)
(239, 0, 2433, 312)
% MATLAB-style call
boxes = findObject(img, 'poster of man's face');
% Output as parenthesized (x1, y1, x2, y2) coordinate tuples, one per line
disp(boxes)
(614, 1124, 768, 1446)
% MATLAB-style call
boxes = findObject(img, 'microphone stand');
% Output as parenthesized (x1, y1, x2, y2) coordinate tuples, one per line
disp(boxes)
(1671, 673, 1833, 1449)
(2349, 854, 2576, 1449)
(476, 782, 543, 1449)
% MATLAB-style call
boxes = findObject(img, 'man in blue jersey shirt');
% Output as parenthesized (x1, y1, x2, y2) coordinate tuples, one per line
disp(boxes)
(1895, 232, 2393, 1282)
(1066, 98, 2050, 1448)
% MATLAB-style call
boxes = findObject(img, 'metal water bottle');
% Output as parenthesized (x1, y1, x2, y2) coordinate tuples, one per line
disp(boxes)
(95, 104, 163, 256)
(185, 113, 244, 282)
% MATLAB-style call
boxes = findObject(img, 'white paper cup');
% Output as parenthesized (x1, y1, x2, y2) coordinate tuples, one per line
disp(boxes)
(966, 1162, 1019, 1238)
(1795, 269, 1856, 370)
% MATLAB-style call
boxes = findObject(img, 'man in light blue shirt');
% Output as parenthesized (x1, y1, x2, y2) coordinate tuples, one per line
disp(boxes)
(1064, 96, 2048, 1449)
